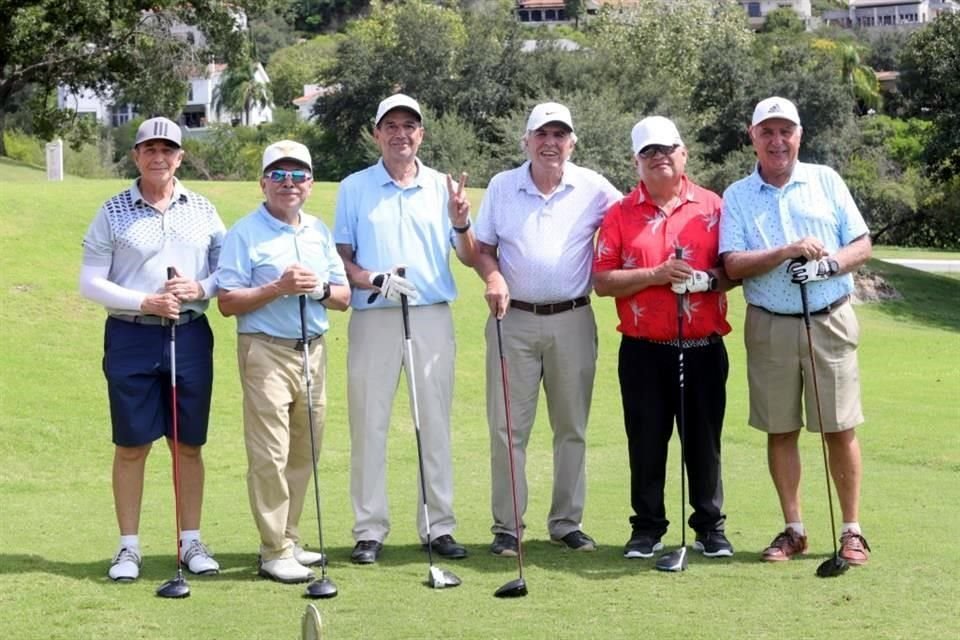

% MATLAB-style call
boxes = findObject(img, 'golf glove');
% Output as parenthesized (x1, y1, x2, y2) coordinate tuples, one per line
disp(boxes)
(367, 268, 419, 304)
(671, 270, 713, 294)
(787, 257, 838, 284)
(308, 282, 331, 302)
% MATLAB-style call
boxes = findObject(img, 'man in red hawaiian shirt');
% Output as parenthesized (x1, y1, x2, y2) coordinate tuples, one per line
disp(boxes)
(593, 116, 738, 560)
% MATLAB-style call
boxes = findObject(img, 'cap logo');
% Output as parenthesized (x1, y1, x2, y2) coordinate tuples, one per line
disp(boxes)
(153, 120, 168, 137)
(768, 104, 782, 113)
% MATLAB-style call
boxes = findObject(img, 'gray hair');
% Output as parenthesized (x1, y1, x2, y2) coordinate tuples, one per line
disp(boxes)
(520, 130, 578, 152)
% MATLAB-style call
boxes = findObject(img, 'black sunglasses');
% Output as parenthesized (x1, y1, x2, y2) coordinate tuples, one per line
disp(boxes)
(638, 144, 679, 159)
(265, 169, 312, 184)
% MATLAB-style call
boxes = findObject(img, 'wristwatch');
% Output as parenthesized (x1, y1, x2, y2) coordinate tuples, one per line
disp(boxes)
(318, 282, 331, 302)
(708, 274, 718, 291)
(453, 219, 471, 234)
(826, 258, 840, 276)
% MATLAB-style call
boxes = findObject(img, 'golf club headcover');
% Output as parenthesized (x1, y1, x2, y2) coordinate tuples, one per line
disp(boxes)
(367, 267, 419, 304)
(671, 270, 712, 294)
(787, 257, 838, 284)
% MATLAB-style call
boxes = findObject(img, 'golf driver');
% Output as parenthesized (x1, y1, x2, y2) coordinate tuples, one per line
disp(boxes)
(799, 281, 850, 579)
(301, 603, 323, 640)
(299, 295, 339, 599)
(157, 266, 190, 599)
(656, 248, 689, 573)
(398, 269, 461, 589)
(493, 317, 528, 598)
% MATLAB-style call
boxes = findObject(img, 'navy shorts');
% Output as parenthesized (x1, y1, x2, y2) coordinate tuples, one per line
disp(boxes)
(102, 315, 214, 447)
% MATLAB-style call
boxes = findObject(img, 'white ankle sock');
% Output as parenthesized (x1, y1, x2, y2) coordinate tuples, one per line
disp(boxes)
(842, 522, 861, 535)
(180, 529, 200, 544)
(786, 522, 805, 536)
(119, 534, 140, 550)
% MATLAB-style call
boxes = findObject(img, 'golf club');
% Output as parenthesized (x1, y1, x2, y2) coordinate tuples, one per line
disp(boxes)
(157, 266, 190, 599)
(299, 295, 339, 599)
(301, 603, 323, 640)
(398, 268, 461, 589)
(799, 281, 850, 579)
(493, 317, 528, 598)
(656, 247, 689, 573)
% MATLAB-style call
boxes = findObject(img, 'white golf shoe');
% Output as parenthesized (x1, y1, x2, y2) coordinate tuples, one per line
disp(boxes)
(108, 546, 142, 582)
(259, 557, 315, 584)
(180, 539, 220, 575)
(294, 545, 326, 567)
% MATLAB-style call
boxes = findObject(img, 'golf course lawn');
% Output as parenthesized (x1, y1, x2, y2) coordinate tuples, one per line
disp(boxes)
(1, 162, 958, 639)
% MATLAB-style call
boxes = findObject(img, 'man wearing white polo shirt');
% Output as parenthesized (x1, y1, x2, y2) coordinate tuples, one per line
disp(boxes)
(720, 97, 873, 566)
(80, 117, 223, 582)
(474, 102, 621, 556)
(334, 94, 475, 565)
(218, 140, 350, 584)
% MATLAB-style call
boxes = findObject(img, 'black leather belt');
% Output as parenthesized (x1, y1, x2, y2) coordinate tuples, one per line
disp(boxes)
(754, 295, 849, 318)
(510, 296, 590, 316)
(631, 334, 723, 348)
(110, 310, 200, 326)
(248, 332, 321, 351)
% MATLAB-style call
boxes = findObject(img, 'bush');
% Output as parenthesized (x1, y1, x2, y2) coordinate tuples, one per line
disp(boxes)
(3, 130, 44, 167)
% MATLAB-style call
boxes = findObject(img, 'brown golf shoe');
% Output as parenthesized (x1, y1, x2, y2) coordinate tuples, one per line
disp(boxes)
(761, 528, 808, 562)
(839, 531, 871, 565)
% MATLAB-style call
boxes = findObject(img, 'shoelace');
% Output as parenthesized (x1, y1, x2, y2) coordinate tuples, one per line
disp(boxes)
(841, 532, 871, 552)
(113, 547, 141, 566)
(181, 540, 213, 563)
(771, 530, 801, 549)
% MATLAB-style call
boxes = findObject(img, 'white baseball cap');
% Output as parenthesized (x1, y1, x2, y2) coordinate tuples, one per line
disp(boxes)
(526, 102, 574, 132)
(262, 140, 312, 172)
(630, 116, 684, 155)
(134, 117, 182, 148)
(751, 96, 801, 127)
(374, 93, 422, 126)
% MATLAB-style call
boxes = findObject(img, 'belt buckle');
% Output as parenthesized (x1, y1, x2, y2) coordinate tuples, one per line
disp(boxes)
(294, 339, 306, 351)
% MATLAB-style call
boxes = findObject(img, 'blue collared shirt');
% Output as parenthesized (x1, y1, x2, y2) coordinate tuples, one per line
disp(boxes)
(217, 204, 346, 338)
(719, 162, 869, 314)
(333, 159, 459, 310)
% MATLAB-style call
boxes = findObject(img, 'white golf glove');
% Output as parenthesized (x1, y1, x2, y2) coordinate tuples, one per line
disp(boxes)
(367, 267, 419, 303)
(787, 257, 838, 284)
(671, 270, 713, 294)
(308, 282, 331, 302)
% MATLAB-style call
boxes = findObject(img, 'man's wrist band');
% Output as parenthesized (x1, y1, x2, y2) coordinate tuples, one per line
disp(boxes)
(319, 282, 331, 302)
(453, 220, 471, 234)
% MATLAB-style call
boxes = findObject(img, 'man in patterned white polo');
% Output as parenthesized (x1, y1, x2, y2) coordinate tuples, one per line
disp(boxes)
(720, 97, 873, 566)
(80, 117, 224, 582)
(473, 102, 621, 556)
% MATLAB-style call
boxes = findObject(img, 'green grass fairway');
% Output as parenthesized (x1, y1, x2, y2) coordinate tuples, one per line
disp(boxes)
(2, 161, 958, 639)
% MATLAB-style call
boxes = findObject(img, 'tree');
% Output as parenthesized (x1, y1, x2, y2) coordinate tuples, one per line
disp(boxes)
(899, 12, 960, 179)
(760, 7, 805, 34)
(267, 35, 344, 110)
(214, 63, 273, 126)
(0, 1, 268, 156)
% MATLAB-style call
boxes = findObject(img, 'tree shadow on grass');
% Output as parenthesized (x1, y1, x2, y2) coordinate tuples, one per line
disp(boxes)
(864, 260, 960, 333)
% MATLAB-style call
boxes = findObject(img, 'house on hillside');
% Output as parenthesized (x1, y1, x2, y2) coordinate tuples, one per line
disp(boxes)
(514, 0, 604, 24)
(822, 0, 959, 28)
(737, 0, 813, 29)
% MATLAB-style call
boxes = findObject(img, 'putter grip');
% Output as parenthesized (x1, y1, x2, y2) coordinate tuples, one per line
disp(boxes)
(397, 267, 411, 339)
(675, 247, 682, 260)
(167, 266, 176, 279)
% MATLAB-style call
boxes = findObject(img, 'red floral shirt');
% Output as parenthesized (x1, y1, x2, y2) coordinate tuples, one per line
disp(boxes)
(593, 177, 731, 341)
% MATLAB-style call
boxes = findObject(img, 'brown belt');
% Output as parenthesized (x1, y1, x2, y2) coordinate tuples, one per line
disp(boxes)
(510, 296, 590, 316)
(248, 332, 321, 351)
(754, 295, 849, 318)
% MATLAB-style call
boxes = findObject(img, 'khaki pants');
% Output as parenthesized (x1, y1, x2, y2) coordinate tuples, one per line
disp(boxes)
(485, 305, 597, 539)
(348, 304, 457, 543)
(237, 333, 326, 562)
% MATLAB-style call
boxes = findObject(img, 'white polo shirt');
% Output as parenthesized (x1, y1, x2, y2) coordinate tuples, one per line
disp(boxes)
(474, 160, 621, 303)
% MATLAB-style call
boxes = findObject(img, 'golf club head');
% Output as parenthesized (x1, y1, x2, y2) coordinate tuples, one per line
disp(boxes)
(301, 603, 323, 640)
(494, 577, 528, 598)
(427, 565, 462, 589)
(655, 546, 688, 573)
(156, 575, 190, 598)
(304, 576, 338, 599)
(816, 554, 850, 578)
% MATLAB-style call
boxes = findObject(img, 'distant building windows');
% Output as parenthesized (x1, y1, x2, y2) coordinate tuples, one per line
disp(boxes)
(747, 3, 761, 18)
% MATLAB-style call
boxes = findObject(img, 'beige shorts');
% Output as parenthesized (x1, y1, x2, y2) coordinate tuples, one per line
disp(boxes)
(744, 302, 864, 434)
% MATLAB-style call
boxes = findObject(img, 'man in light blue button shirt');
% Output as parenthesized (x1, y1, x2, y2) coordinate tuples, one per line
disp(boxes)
(720, 97, 873, 567)
(218, 140, 350, 585)
(334, 94, 476, 565)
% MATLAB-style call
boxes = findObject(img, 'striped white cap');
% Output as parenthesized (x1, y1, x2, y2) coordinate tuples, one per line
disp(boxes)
(134, 117, 182, 147)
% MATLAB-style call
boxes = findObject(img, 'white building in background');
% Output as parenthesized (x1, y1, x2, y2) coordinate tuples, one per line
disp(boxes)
(823, 0, 959, 28)
(737, 0, 813, 28)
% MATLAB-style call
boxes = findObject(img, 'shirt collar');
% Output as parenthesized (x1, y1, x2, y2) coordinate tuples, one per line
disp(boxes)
(130, 177, 188, 206)
(374, 157, 425, 189)
(750, 161, 810, 192)
(255, 203, 316, 233)
(517, 160, 576, 197)
(633, 175, 697, 207)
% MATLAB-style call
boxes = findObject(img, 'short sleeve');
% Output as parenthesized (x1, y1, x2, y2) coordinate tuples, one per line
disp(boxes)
(593, 202, 625, 273)
(333, 181, 357, 247)
(719, 189, 746, 255)
(82, 206, 114, 267)
(216, 226, 253, 291)
(474, 177, 500, 246)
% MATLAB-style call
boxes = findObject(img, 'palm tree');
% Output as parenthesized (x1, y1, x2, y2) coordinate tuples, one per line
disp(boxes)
(839, 43, 881, 114)
(213, 62, 272, 125)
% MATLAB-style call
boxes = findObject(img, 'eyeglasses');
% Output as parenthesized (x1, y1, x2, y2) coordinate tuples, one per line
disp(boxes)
(265, 169, 312, 184)
(638, 144, 679, 159)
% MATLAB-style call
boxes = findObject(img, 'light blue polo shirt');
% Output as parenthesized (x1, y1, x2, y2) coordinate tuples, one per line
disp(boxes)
(333, 159, 458, 310)
(720, 162, 869, 314)
(217, 204, 346, 338)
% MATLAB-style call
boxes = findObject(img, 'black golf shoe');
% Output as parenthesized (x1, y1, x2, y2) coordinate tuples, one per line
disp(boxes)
(551, 530, 597, 552)
(424, 534, 467, 559)
(490, 533, 519, 557)
(694, 531, 734, 557)
(350, 540, 383, 564)
(623, 534, 663, 559)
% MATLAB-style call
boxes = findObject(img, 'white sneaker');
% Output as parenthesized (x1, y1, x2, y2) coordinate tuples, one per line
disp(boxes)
(259, 557, 315, 584)
(294, 545, 326, 567)
(180, 539, 220, 575)
(108, 547, 141, 582)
